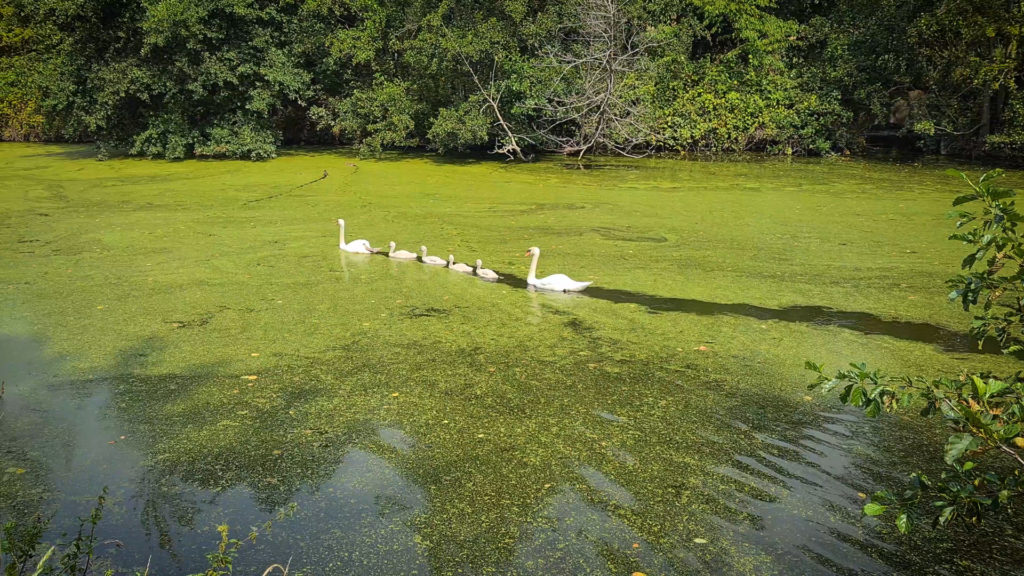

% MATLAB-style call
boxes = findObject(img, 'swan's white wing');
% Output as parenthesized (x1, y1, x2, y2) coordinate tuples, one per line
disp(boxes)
(564, 280, 592, 292)
(341, 240, 373, 253)
(544, 273, 572, 282)
(533, 274, 591, 292)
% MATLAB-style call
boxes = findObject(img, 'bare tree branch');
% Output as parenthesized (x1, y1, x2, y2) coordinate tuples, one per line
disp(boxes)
(443, 25, 529, 161)
(533, 0, 659, 158)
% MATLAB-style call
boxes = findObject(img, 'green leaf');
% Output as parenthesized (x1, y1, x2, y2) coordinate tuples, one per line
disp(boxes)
(839, 383, 854, 404)
(849, 385, 865, 406)
(937, 505, 955, 526)
(952, 194, 977, 207)
(979, 169, 1004, 184)
(970, 375, 986, 396)
(986, 379, 1009, 396)
(863, 502, 887, 516)
(944, 433, 982, 464)
(895, 512, 911, 534)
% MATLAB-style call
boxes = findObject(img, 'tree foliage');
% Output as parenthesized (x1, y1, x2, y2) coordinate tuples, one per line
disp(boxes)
(1, 0, 1022, 158)
(809, 170, 1024, 533)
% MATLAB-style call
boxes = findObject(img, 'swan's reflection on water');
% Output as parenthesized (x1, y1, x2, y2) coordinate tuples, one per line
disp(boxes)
(338, 251, 374, 282)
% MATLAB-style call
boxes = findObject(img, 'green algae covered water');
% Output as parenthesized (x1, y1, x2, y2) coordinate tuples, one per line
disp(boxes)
(1, 143, 1023, 575)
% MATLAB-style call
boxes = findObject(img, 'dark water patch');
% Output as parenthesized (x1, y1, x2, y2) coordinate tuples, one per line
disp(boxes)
(704, 407, 1024, 575)
(486, 201, 607, 217)
(1, 359, 422, 574)
(591, 226, 669, 243)
(506, 488, 674, 576)
(494, 272, 989, 352)
(707, 412, 894, 575)
(25, 146, 100, 160)
(560, 163, 643, 171)
(405, 306, 456, 319)
(166, 314, 213, 329)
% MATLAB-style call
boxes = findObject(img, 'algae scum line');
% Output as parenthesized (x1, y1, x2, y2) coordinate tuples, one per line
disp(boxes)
(2, 144, 1024, 575)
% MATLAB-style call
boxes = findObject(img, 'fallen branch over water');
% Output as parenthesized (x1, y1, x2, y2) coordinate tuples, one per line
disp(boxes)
(244, 171, 330, 204)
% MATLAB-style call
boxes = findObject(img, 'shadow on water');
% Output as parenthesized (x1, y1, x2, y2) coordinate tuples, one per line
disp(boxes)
(493, 271, 996, 353)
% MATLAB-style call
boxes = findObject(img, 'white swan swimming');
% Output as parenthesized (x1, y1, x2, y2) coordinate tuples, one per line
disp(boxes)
(525, 247, 591, 292)
(448, 255, 473, 274)
(388, 241, 417, 260)
(338, 219, 375, 253)
(420, 246, 447, 266)
(475, 259, 499, 281)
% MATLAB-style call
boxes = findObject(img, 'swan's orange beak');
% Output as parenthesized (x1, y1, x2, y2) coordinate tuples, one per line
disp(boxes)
(524, 250, 531, 256)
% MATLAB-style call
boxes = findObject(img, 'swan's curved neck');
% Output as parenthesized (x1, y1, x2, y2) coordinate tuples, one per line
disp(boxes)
(527, 250, 539, 282)
(421, 247, 428, 258)
(388, 244, 395, 256)
(339, 222, 345, 246)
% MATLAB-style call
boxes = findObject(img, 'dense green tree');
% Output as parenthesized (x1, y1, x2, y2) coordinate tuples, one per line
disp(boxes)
(1, 0, 1022, 159)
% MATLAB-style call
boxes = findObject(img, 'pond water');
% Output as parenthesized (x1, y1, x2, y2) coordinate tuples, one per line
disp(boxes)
(1, 144, 1023, 575)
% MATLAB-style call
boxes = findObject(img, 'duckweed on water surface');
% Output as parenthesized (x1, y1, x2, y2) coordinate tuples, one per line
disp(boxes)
(1, 143, 1024, 575)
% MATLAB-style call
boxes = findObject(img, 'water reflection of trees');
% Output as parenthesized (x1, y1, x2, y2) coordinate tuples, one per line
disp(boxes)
(95, 321, 1024, 575)
(136, 468, 198, 559)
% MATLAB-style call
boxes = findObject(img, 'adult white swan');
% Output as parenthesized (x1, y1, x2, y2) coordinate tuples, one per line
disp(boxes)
(475, 260, 499, 281)
(525, 247, 591, 292)
(420, 246, 447, 266)
(448, 255, 473, 274)
(337, 219, 375, 253)
(388, 241, 417, 260)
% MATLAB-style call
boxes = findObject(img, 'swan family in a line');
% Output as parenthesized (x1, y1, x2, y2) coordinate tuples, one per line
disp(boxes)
(338, 218, 592, 292)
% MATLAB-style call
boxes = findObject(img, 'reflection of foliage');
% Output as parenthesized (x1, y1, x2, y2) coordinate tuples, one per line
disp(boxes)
(107, 367, 368, 511)
(809, 170, 1024, 533)
(136, 468, 199, 558)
